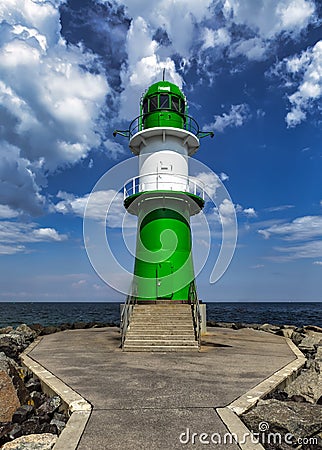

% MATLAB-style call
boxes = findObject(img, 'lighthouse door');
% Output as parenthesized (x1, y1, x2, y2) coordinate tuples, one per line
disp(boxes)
(156, 261, 173, 299)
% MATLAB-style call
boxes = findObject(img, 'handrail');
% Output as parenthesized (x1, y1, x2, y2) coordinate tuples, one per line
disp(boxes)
(120, 288, 137, 348)
(113, 114, 214, 140)
(123, 173, 206, 201)
(189, 281, 201, 349)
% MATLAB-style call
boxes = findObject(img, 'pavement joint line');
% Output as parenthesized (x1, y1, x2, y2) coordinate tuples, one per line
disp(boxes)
(21, 337, 92, 450)
(91, 406, 220, 411)
(215, 336, 306, 450)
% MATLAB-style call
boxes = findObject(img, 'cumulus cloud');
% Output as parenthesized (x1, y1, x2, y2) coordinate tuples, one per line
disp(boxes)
(0, 0, 110, 215)
(286, 41, 322, 127)
(270, 40, 322, 127)
(230, 37, 268, 61)
(205, 104, 250, 132)
(243, 207, 257, 218)
(118, 14, 184, 120)
(0, 0, 319, 220)
(258, 215, 322, 241)
(0, 205, 20, 219)
(0, 220, 67, 255)
(55, 190, 136, 228)
(193, 172, 221, 198)
(235, 204, 258, 218)
(217, 198, 236, 225)
(201, 27, 231, 50)
(223, 0, 316, 40)
(313, 261, 322, 265)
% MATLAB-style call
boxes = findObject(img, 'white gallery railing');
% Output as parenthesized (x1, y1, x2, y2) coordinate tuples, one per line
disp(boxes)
(123, 173, 205, 200)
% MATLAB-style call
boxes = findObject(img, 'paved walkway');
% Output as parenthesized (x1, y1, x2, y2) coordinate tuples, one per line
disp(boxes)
(28, 327, 295, 449)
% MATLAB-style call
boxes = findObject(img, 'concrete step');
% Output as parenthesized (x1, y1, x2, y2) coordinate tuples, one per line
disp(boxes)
(128, 330, 194, 334)
(131, 314, 192, 319)
(128, 325, 193, 328)
(122, 345, 199, 352)
(123, 304, 198, 352)
(131, 320, 193, 324)
(125, 334, 196, 340)
(123, 339, 197, 346)
(127, 329, 194, 334)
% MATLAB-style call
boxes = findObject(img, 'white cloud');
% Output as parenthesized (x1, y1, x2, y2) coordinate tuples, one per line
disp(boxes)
(0, 205, 20, 219)
(201, 27, 231, 50)
(271, 40, 322, 127)
(223, 0, 316, 40)
(103, 140, 125, 160)
(272, 240, 322, 261)
(258, 215, 322, 241)
(192, 172, 221, 198)
(235, 204, 257, 218)
(118, 15, 183, 120)
(219, 172, 229, 182)
(243, 207, 257, 218)
(230, 37, 267, 61)
(0, 0, 110, 215)
(265, 205, 295, 212)
(313, 261, 322, 265)
(55, 190, 137, 228)
(112, 0, 222, 120)
(218, 198, 236, 225)
(205, 104, 250, 132)
(0, 142, 45, 215)
(0, 220, 67, 254)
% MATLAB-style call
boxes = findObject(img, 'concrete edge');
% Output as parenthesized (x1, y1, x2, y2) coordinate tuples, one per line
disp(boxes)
(21, 337, 92, 450)
(217, 407, 265, 450)
(216, 336, 306, 450)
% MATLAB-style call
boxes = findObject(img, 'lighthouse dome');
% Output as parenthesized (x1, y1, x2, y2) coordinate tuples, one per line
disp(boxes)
(141, 81, 187, 130)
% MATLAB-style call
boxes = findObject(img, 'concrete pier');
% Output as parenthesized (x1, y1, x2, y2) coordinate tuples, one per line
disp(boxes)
(26, 327, 299, 449)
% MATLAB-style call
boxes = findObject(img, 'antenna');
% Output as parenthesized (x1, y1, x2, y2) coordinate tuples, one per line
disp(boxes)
(162, 68, 165, 81)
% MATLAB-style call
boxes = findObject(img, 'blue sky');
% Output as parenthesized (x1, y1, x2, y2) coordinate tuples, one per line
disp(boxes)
(0, 0, 321, 302)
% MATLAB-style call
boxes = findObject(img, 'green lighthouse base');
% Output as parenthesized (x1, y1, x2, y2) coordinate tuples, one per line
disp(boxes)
(124, 191, 204, 302)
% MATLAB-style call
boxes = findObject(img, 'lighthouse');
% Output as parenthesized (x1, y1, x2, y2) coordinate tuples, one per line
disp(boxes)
(114, 79, 213, 304)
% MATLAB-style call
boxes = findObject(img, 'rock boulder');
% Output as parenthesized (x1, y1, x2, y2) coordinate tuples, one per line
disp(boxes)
(2, 433, 57, 449)
(243, 399, 322, 442)
(0, 371, 20, 422)
(298, 330, 322, 352)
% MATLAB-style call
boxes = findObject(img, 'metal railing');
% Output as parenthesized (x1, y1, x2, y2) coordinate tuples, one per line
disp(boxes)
(189, 281, 201, 349)
(120, 289, 137, 348)
(123, 173, 206, 200)
(113, 114, 214, 140)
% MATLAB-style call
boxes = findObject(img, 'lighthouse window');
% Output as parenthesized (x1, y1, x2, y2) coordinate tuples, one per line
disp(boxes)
(172, 97, 179, 112)
(143, 99, 148, 114)
(180, 100, 185, 114)
(150, 96, 158, 111)
(159, 94, 169, 109)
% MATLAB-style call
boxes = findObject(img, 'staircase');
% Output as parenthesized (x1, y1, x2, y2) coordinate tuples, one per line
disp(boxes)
(122, 303, 199, 352)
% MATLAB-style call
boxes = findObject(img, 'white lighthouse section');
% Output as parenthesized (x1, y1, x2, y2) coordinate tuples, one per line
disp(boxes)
(127, 127, 201, 195)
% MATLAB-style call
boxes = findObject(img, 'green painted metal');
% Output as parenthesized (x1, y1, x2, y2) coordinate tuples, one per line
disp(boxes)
(133, 206, 195, 301)
(124, 191, 205, 214)
(141, 81, 186, 130)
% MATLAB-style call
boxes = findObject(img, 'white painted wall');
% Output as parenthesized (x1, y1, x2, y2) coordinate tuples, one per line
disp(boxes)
(139, 135, 188, 192)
